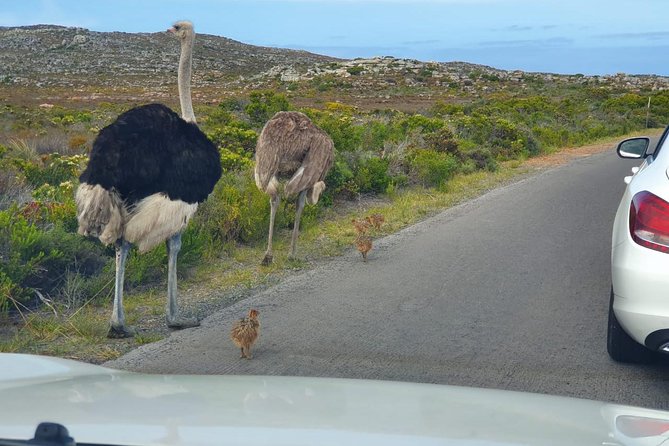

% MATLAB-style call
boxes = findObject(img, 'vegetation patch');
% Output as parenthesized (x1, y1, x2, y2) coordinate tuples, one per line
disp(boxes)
(0, 84, 665, 363)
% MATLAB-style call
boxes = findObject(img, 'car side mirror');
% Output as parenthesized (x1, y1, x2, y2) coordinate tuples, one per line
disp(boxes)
(617, 137, 650, 159)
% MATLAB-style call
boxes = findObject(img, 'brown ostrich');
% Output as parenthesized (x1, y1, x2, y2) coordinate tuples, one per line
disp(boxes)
(254, 111, 334, 265)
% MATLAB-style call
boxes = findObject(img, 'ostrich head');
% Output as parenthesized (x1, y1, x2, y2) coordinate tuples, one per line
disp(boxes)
(248, 309, 259, 320)
(168, 21, 194, 40)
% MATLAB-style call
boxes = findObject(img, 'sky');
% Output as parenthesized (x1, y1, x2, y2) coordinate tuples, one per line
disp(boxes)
(1, 0, 668, 76)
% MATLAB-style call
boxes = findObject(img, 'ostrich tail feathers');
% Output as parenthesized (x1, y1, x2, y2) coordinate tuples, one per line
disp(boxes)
(75, 183, 125, 246)
(254, 165, 279, 196)
(125, 194, 198, 253)
(306, 181, 326, 205)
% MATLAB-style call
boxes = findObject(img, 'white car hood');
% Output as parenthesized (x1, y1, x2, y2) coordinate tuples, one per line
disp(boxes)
(0, 353, 668, 446)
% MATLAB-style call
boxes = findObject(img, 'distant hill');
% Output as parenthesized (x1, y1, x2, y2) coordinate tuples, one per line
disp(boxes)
(1, 25, 668, 111)
(0, 25, 338, 89)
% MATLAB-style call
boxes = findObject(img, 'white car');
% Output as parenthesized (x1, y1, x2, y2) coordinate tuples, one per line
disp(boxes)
(609, 128, 669, 363)
(2, 353, 669, 446)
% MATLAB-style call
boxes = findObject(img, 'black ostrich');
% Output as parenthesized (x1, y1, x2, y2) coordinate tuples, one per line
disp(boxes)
(75, 21, 222, 338)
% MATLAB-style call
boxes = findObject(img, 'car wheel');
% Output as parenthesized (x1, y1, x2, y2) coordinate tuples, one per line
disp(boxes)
(607, 287, 655, 364)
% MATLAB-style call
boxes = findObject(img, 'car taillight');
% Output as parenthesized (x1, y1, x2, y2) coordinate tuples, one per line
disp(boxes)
(629, 191, 669, 253)
(616, 415, 669, 438)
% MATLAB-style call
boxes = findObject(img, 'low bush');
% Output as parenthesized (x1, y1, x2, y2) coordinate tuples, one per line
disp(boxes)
(409, 149, 460, 187)
(323, 157, 356, 202)
(192, 168, 270, 246)
(13, 153, 87, 188)
(245, 91, 291, 127)
(352, 154, 392, 194)
(0, 205, 107, 310)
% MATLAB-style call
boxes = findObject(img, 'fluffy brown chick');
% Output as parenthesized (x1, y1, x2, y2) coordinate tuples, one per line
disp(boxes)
(230, 309, 260, 359)
(352, 218, 370, 235)
(355, 235, 373, 261)
(365, 213, 385, 230)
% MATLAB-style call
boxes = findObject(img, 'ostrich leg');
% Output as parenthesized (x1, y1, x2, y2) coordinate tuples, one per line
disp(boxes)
(166, 232, 199, 328)
(108, 239, 134, 338)
(262, 194, 280, 266)
(289, 190, 307, 260)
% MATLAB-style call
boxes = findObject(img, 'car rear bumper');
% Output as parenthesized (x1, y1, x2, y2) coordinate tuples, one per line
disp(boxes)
(611, 239, 669, 348)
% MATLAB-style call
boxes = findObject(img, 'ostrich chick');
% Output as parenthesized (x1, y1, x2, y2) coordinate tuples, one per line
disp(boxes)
(365, 213, 385, 230)
(351, 218, 370, 235)
(355, 235, 373, 261)
(230, 309, 260, 359)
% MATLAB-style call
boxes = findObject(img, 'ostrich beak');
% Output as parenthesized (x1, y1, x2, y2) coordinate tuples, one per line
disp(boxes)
(167, 27, 176, 34)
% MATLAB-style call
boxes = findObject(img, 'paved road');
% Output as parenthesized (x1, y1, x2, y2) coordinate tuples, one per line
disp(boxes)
(107, 148, 669, 410)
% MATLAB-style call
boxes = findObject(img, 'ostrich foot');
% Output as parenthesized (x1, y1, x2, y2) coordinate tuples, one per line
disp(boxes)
(261, 254, 273, 266)
(166, 315, 200, 329)
(107, 325, 136, 339)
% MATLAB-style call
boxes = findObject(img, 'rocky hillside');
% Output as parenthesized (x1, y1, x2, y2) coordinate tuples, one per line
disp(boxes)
(1, 25, 668, 108)
(0, 25, 337, 88)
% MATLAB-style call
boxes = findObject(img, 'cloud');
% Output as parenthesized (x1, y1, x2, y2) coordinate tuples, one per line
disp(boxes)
(597, 31, 669, 41)
(502, 25, 533, 32)
(477, 37, 573, 48)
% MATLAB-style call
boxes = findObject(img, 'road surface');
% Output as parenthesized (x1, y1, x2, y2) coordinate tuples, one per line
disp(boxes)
(107, 147, 669, 410)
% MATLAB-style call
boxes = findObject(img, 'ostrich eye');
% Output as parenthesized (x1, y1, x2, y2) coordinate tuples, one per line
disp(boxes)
(174, 25, 181, 30)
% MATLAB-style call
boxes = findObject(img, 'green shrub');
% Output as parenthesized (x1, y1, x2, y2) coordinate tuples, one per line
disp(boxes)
(353, 156, 392, 194)
(455, 115, 538, 159)
(463, 147, 498, 172)
(14, 153, 86, 187)
(310, 74, 349, 93)
(219, 147, 254, 173)
(209, 126, 257, 153)
(192, 169, 270, 246)
(217, 98, 245, 113)
(203, 107, 239, 126)
(425, 127, 459, 155)
(346, 66, 365, 76)
(245, 91, 291, 127)
(397, 114, 444, 134)
(0, 205, 107, 309)
(409, 149, 459, 187)
(431, 101, 465, 117)
(50, 109, 92, 126)
(323, 158, 356, 203)
(304, 108, 362, 152)
(360, 120, 398, 151)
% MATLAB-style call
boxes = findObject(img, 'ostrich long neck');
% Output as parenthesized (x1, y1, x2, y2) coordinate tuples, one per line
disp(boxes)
(178, 33, 196, 123)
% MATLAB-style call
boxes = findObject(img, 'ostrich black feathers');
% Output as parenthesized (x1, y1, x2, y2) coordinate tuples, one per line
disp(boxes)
(80, 103, 221, 206)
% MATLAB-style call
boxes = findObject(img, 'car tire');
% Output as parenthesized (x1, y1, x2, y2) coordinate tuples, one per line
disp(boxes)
(607, 287, 655, 364)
